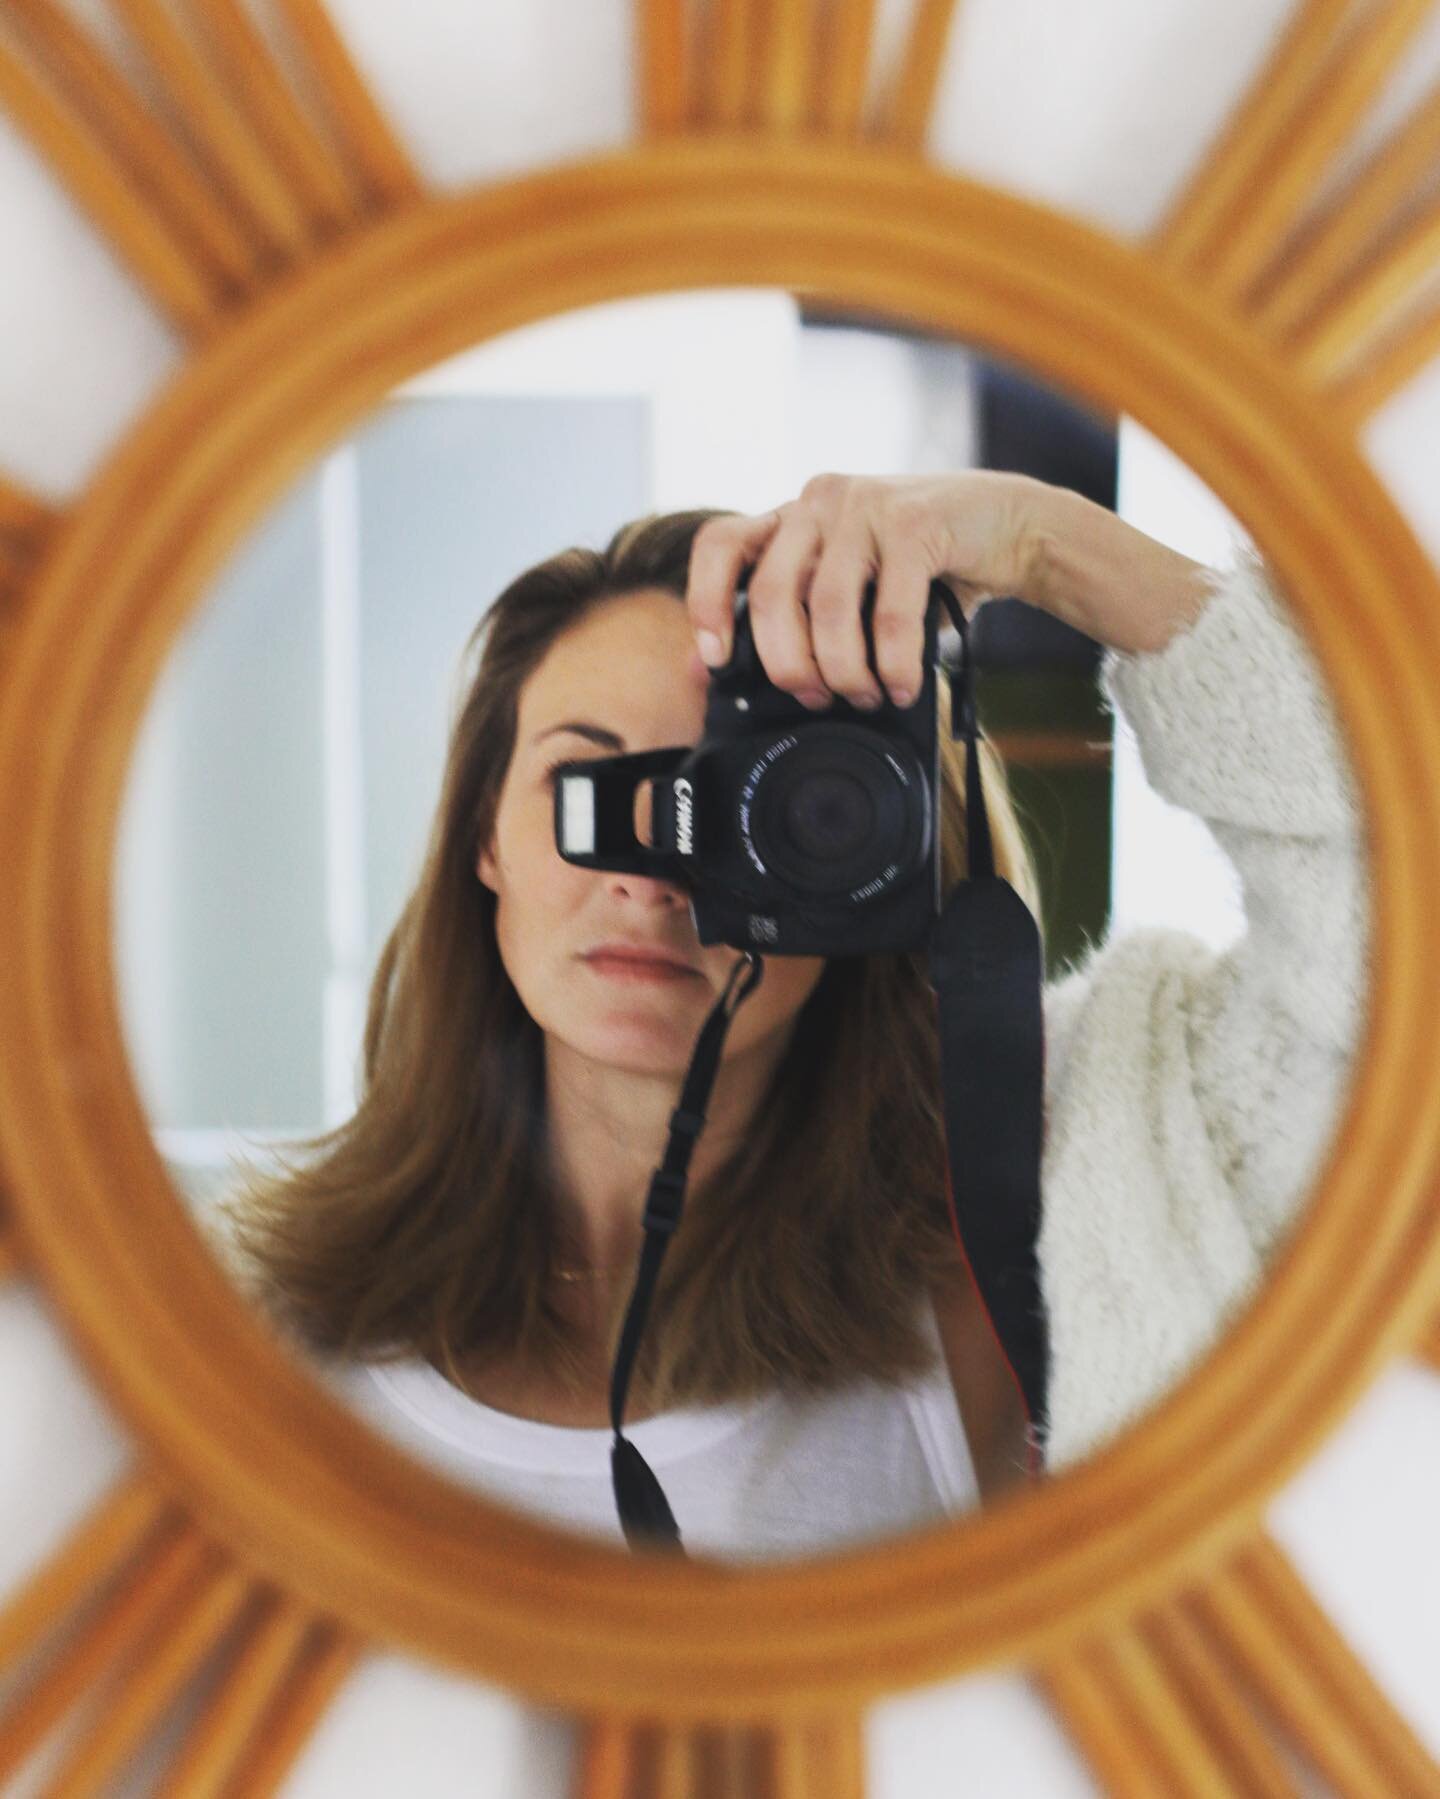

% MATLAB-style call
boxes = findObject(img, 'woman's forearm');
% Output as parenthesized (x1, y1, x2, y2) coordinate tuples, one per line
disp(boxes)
(687, 470, 1221, 710)
(1016, 476, 1215, 656)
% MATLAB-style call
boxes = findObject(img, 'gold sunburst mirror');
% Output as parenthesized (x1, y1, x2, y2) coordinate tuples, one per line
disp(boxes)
(0, 0, 1439, 1792)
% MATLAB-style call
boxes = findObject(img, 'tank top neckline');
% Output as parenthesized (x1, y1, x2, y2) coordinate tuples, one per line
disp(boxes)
(362, 1355, 784, 1474)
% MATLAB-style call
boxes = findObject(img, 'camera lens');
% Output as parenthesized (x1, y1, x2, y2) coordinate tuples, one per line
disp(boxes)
(745, 725, 928, 900)
(781, 770, 876, 862)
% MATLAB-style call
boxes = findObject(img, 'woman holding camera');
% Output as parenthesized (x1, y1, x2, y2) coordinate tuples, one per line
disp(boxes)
(218, 472, 1367, 1560)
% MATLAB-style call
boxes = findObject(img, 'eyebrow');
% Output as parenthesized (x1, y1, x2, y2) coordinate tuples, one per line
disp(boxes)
(532, 721, 626, 751)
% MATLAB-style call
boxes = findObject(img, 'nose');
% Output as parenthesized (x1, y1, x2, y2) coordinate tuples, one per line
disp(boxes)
(604, 779, 690, 908)
(604, 868, 690, 909)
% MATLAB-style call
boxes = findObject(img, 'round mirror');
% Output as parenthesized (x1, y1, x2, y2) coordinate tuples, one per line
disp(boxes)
(114, 287, 1370, 1567)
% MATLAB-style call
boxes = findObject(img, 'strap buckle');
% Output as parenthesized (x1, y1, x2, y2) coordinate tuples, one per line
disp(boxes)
(668, 1106, 705, 1140)
(643, 1169, 686, 1235)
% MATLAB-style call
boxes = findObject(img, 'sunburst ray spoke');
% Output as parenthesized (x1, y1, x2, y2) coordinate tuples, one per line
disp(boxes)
(0, 472, 55, 548)
(0, 1220, 23, 1282)
(3, 0, 260, 289)
(267, 0, 424, 208)
(0, 534, 30, 587)
(0, 580, 22, 659)
(0, 474, 55, 602)
(0, 1471, 175, 1674)
(1418, 1306, 1440, 1370)
(1291, 197, 1440, 376)
(774, 1713, 866, 1798)
(1151, 0, 1354, 275)
(573, 1716, 628, 1798)
(814, 0, 877, 138)
(1139, 1598, 1299, 1796)
(1042, 1618, 1265, 1797)
(1251, 78, 1440, 336)
(1327, 286, 1440, 419)
(0, 33, 224, 331)
(183, 0, 365, 231)
(0, 1509, 203, 1785)
(759, 0, 816, 133)
(874, 0, 962, 153)
(215, 1620, 364, 1794)
(1201, 0, 1434, 307)
(573, 1711, 865, 1798)
(1041, 1651, 1194, 1795)
(666, 0, 883, 143)
(150, 1591, 314, 1796)
(637, 0, 687, 134)
(1190, 1534, 1440, 1795)
(699, 0, 758, 129)
(106, 0, 312, 259)
(40, 1548, 254, 1795)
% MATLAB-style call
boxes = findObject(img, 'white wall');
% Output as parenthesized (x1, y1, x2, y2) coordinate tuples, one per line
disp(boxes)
(3, 3, 1439, 1793)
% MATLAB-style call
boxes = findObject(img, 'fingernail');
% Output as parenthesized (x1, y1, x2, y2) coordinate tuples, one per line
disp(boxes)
(890, 688, 915, 709)
(854, 691, 883, 711)
(697, 630, 726, 666)
(798, 689, 831, 710)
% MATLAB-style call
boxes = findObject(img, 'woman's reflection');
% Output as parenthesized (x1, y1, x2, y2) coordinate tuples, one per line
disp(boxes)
(214, 472, 1367, 1562)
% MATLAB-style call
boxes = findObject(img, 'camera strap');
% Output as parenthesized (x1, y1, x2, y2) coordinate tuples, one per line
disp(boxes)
(609, 595, 1049, 1553)
(926, 592, 1049, 1458)
(609, 950, 764, 1549)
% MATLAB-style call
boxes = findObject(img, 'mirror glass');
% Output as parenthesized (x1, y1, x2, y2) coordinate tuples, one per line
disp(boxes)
(113, 288, 1370, 1564)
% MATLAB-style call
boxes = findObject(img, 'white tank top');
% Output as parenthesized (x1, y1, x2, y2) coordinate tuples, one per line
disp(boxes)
(319, 1295, 979, 1562)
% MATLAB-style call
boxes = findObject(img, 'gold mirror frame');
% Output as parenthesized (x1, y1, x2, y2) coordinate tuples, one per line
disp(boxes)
(1, 2, 1439, 1790)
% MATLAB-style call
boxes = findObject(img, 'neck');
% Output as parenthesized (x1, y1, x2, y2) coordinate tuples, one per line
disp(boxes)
(540, 1018, 792, 1271)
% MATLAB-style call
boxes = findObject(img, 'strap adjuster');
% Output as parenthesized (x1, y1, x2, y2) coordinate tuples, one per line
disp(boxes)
(643, 1169, 686, 1235)
(669, 1106, 705, 1140)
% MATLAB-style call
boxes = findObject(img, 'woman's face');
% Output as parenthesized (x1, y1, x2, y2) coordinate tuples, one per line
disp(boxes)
(477, 586, 827, 1075)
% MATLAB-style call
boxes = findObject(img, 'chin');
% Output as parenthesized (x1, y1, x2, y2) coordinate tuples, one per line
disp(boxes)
(588, 1020, 706, 1072)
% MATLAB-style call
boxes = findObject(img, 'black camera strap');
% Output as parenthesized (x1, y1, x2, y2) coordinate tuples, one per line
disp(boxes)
(926, 592, 1049, 1452)
(609, 951, 764, 1548)
(609, 593, 1048, 1552)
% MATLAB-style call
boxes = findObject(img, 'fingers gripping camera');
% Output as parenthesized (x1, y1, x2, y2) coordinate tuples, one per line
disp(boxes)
(552, 580, 961, 958)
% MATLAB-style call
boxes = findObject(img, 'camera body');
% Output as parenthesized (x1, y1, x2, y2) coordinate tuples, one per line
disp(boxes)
(551, 580, 955, 956)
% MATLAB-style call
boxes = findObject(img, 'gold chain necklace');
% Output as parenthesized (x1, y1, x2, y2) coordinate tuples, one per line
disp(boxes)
(550, 1263, 634, 1282)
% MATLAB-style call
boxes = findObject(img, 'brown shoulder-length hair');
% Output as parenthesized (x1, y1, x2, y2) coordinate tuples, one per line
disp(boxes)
(217, 509, 1044, 1411)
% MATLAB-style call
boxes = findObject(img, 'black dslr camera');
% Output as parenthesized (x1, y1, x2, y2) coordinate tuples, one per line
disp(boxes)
(551, 579, 960, 957)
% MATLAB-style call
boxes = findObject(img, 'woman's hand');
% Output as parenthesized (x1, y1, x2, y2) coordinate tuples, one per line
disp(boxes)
(684, 471, 1215, 711)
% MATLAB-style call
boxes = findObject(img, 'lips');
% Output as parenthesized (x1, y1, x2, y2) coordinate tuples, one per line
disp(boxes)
(582, 944, 699, 974)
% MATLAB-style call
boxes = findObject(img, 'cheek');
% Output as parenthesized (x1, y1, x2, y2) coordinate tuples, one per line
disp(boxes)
(491, 793, 565, 888)
(489, 805, 579, 949)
